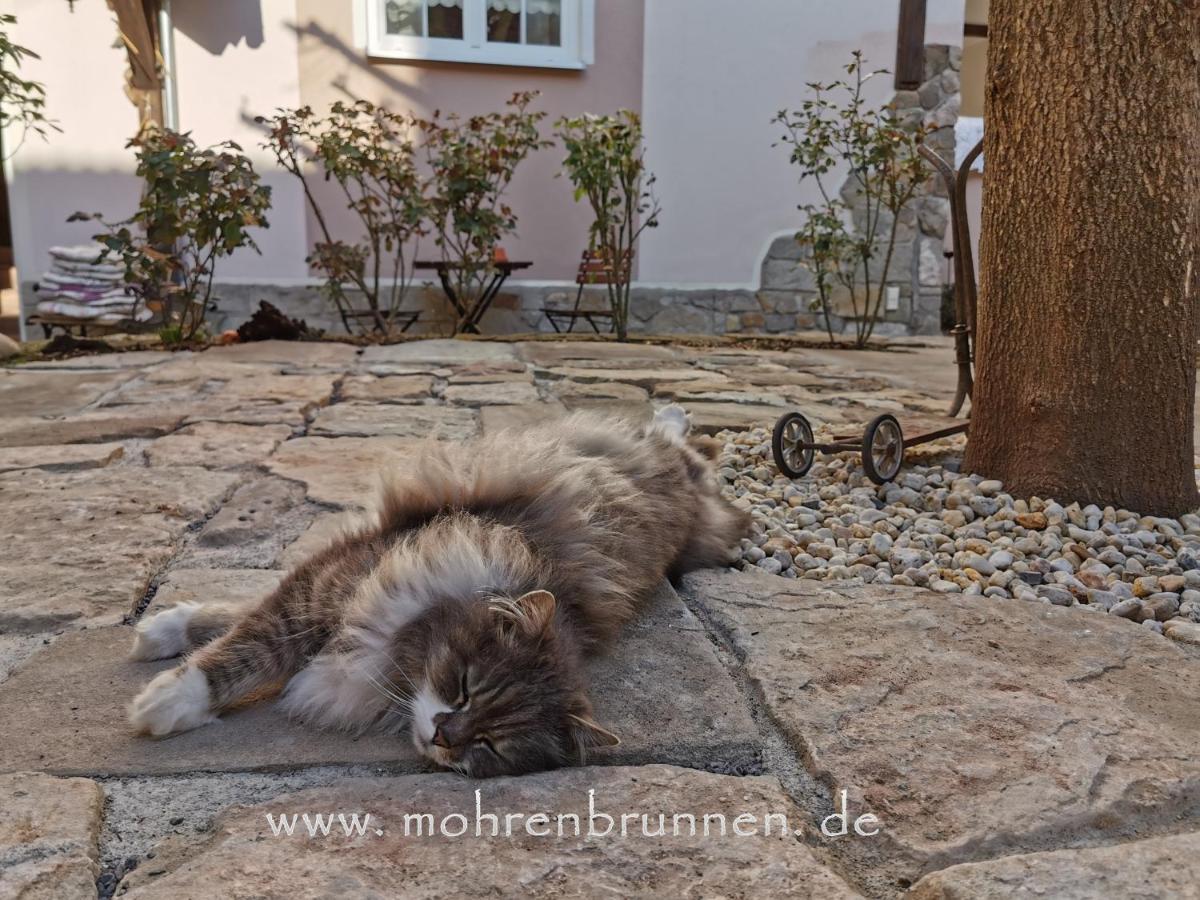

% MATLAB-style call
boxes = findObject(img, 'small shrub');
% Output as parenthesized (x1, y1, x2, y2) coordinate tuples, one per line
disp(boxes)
(0, 14, 58, 154)
(259, 102, 427, 336)
(419, 92, 551, 332)
(774, 51, 926, 348)
(72, 129, 271, 342)
(556, 110, 660, 341)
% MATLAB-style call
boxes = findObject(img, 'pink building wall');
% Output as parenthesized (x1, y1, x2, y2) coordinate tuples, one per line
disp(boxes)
(292, 0, 645, 282)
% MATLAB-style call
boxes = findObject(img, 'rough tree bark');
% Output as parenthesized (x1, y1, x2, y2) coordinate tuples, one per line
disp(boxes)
(964, 0, 1200, 516)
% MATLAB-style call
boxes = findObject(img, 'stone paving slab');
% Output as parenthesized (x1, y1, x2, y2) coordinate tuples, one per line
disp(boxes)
(149, 568, 285, 616)
(546, 380, 650, 404)
(480, 401, 568, 435)
(0, 584, 757, 777)
(668, 388, 790, 407)
(543, 366, 710, 388)
(0, 369, 131, 417)
(309, 403, 478, 439)
(361, 339, 517, 367)
(144, 422, 293, 468)
(117, 766, 860, 899)
(516, 340, 681, 366)
(681, 401, 792, 434)
(681, 569, 1200, 883)
(0, 467, 239, 631)
(277, 511, 364, 569)
(443, 381, 541, 406)
(0, 442, 124, 473)
(177, 476, 312, 569)
(0, 410, 187, 448)
(142, 358, 284, 384)
(445, 363, 531, 383)
(199, 340, 360, 369)
(0, 772, 103, 900)
(559, 399, 655, 421)
(265, 436, 423, 509)
(907, 830, 1200, 899)
(177, 398, 324, 429)
(16, 349, 178, 370)
(339, 374, 435, 404)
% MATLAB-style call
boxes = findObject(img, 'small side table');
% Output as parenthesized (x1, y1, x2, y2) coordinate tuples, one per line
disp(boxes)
(416, 260, 533, 335)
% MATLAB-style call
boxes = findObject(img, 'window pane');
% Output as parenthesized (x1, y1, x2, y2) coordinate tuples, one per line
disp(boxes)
(428, 0, 463, 39)
(526, 0, 561, 46)
(384, 0, 423, 36)
(488, 0, 522, 44)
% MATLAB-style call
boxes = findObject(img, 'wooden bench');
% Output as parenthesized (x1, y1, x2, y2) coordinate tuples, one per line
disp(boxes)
(542, 250, 632, 335)
(26, 313, 151, 339)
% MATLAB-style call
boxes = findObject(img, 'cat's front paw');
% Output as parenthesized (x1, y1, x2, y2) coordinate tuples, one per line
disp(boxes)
(129, 665, 216, 736)
(130, 603, 199, 661)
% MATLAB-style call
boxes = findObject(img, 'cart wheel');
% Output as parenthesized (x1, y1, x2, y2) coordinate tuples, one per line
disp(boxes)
(772, 412, 816, 479)
(862, 414, 904, 485)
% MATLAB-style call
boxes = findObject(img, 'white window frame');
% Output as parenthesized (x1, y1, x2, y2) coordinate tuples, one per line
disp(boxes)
(366, 0, 594, 70)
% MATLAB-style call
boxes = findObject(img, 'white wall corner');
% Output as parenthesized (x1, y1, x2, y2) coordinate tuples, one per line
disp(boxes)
(580, 0, 596, 65)
(352, 0, 368, 51)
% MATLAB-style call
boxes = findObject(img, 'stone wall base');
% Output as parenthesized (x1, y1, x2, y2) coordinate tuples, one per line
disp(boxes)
(19, 276, 946, 341)
(198, 280, 944, 339)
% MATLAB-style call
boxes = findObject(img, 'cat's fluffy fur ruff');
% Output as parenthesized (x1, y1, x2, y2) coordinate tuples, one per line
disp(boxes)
(129, 406, 748, 776)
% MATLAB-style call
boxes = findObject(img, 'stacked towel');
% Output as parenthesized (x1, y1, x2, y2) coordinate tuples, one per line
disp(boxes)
(34, 245, 152, 323)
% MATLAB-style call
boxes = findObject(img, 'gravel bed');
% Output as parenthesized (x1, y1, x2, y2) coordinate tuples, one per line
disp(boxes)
(718, 426, 1200, 639)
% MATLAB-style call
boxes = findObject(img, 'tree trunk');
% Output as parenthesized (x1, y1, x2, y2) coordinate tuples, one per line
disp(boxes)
(964, 0, 1200, 516)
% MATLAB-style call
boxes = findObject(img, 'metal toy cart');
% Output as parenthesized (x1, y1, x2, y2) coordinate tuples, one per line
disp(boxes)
(771, 139, 984, 486)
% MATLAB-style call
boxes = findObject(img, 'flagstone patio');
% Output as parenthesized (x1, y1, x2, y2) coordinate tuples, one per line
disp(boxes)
(1, 337, 1198, 899)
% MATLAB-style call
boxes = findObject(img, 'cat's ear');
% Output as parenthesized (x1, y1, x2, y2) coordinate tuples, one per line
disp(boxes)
(515, 590, 556, 632)
(490, 590, 556, 636)
(569, 713, 621, 750)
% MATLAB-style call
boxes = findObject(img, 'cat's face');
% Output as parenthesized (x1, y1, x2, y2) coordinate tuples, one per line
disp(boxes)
(409, 590, 618, 777)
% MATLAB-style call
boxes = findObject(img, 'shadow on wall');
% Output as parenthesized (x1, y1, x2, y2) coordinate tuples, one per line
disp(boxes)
(290, 19, 429, 105)
(173, 0, 265, 53)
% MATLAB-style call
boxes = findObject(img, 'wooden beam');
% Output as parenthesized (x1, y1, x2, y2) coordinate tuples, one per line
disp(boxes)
(964, 22, 989, 38)
(108, 0, 163, 128)
(895, 0, 927, 89)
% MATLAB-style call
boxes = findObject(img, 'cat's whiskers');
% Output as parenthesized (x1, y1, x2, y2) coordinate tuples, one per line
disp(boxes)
(363, 669, 413, 712)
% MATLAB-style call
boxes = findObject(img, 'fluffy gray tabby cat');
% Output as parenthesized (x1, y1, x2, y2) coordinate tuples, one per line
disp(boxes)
(128, 406, 747, 777)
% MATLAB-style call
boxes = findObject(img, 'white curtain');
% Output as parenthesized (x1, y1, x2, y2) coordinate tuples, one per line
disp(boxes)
(487, 1, 559, 14)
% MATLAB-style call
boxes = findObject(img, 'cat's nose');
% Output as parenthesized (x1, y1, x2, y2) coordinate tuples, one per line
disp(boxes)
(432, 724, 450, 748)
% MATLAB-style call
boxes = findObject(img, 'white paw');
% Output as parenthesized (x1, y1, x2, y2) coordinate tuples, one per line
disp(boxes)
(652, 404, 691, 443)
(129, 665, 216, 736)
(130, 603, 199, 661)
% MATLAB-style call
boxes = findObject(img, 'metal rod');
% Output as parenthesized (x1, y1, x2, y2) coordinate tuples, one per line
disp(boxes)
(157, 0, 180, 131)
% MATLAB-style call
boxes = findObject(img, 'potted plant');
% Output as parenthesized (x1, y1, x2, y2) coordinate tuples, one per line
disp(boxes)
(418, 91, 550, 334)
(73, 129, 271, 344)
(774, 51, 926, 348)
(556, 110, 660, 341)
(259, 101, 428, 336)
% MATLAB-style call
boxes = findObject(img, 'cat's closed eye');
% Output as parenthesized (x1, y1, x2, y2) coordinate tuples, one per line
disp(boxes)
(476, 735, 501, 757)
(455, 670, 469, 709)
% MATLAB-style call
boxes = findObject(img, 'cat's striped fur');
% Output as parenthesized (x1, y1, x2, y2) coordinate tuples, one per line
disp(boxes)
(129, 406, 747, 776)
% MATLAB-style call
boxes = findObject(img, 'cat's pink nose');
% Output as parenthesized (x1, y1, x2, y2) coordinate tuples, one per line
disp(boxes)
(431, 725, 450, 748)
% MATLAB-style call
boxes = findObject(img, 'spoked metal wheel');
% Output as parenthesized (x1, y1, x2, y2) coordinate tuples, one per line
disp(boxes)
(772, 412, 816, 479)
(861, 414, 905, 485)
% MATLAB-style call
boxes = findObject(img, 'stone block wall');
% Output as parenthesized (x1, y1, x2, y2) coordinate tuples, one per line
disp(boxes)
(751, 44, 960, 338)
